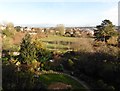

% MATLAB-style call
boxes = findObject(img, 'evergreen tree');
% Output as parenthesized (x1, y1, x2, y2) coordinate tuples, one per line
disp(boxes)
(19, 34, 36, 64)
(94, 19, 117, 43)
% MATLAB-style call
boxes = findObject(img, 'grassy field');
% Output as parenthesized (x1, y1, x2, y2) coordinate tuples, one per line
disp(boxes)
(39, 35, 79, 42)
(39, 35, 94, 52)
(39, 73, 87, 90)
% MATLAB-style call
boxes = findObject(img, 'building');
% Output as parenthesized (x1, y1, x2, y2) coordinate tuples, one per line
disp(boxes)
(0, 25, 6, 30)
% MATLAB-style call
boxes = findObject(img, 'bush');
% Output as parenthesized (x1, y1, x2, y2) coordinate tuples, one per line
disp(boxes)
(70, 38, 94, 52)
(2, 63, 46, 90)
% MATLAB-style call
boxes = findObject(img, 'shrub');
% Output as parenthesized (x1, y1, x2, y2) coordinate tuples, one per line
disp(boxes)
(19, 34, 37, 64)
(70, 38, 94, 52)
(2, 63, 46, 90)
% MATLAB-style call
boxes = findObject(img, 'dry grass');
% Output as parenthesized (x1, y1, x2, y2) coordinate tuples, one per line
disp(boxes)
(95, 45, 120, 57)
(13, 32, 26, 45)
(107, 36, 118, 45)
(71, 38, 94, 52)
(48, 82, 72, 90)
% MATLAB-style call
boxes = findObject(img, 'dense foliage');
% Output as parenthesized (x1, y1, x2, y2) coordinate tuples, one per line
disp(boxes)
(19, 34, 37, 64)
(94, 19, 117, 43)
(2, 63, 46, 90)
(2, 20, 120, 90)
(61, 48, 120, 90)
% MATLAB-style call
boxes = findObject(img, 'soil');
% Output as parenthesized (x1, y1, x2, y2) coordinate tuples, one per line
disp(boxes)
(48, 82, 72, 90)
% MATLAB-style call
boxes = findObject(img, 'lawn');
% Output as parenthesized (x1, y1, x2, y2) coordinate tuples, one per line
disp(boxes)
(46, 43, 69, 50)
(39, 73, 88, 90)
(39, 35, 79, 42)
(39, 35, 94, 52)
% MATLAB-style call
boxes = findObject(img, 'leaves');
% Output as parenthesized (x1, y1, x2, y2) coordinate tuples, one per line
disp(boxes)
(94, 19, 117, 43)
(19, 34, 37, 64)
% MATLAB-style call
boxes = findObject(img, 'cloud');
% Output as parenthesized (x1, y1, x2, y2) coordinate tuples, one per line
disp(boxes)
(102, 6, 118, 25)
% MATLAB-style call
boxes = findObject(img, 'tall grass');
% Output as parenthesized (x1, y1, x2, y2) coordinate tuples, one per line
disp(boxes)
(70, 38, 94, 52)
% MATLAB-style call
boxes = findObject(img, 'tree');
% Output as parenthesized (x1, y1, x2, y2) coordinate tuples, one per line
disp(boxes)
(19, 34, 36, 64)
(2, 29, 14, 37)
(15, 26, 21, 32)
(2, 37, 13, 50)
(94, 19, 117, 43)
(55, 24, 65, 36)
(117, 33, 120, 47)
(33, 39, 52, 62)
(2, 22, 16, 37)
(6, 22, 14, 30)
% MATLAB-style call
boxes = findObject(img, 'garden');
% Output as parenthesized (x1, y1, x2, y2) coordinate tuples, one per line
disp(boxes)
(2, 19, 120, 91)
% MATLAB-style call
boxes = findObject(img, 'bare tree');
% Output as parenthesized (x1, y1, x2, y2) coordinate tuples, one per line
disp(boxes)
(55, 24, 65, 36)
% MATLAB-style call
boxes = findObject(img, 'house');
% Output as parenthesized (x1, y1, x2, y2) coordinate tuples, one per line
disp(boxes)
(85, 29, 94, 35)
(29, 32, 37, 35)
(0, 25, 6, 30)
(8, 52, 20, 56)
(69, 29, 74, 34)
(20, 27, 24, 31)
(31, 28, 35, 31)
(2, 35, 6, 38)
(41, 29, 44, 32)
(50, 30, 55, 33)
(24, 27, 31, 31)
(13, 52, 20, 56)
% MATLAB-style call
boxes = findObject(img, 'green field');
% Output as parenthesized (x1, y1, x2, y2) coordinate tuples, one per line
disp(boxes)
(39, 35, 79, 42)
(39, 73, 87, 90)
(39, 35, 93, 52)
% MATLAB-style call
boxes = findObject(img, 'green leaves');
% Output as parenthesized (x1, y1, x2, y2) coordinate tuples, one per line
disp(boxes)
(2, 29, 13, 37)
(19, 34, 37, 64)
(94, 19, 117, 43)
(19, 34, 52, 65)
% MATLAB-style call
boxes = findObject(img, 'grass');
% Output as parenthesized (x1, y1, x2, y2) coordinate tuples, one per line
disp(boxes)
(39, 35, 94, 52)
(39, 35, 79, 42)
(46, 43, 69, 49)
(39, 73, 87, 90)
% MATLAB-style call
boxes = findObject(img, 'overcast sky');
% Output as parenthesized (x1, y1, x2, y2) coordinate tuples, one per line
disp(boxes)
(0, 0, 119, 26)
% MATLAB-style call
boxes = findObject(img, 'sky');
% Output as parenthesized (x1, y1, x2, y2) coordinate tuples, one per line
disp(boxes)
(0, 0, 119, 27)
